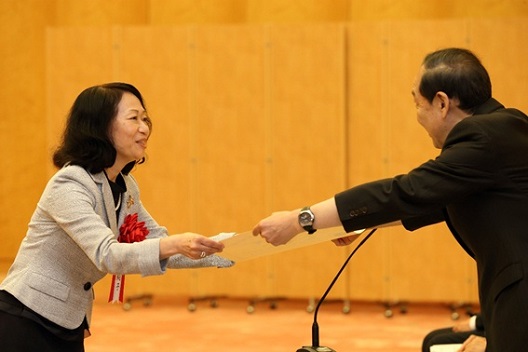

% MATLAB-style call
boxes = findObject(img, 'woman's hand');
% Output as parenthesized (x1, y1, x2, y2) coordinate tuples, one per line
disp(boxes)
(160, 232, 225, 260)
(332, 234, 361, 246)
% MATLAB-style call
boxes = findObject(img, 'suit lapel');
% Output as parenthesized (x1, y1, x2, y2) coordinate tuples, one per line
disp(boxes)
(91, 172, 119, 236)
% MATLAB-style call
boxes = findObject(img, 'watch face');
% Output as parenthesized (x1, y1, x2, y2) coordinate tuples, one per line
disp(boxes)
(299, 211, 314, 225)
(299, 207, 316, 234)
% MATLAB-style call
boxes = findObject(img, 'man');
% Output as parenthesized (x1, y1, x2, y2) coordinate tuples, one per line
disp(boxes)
(423, 314, 485, 352)
(252, 48, 528, 351)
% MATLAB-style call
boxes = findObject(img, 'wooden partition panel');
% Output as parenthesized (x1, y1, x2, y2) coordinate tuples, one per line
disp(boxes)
(185, 24, 348, 299)
(267, 24, 347, 299)
(345, 22, 391, 301)
(0, 1, 54, 262)
(186, 25, 270, 298)
(469, 18, 528, 113)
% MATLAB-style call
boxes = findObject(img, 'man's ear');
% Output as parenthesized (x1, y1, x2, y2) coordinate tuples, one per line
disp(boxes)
(435, 92, 450, 117)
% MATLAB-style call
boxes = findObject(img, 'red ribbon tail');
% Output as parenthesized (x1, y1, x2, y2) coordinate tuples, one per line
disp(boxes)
(119, 274, 125, 303)
(108, 274, 126, 303)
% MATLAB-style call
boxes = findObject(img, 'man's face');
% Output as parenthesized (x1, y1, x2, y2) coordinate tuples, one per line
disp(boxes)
(412, 67, 444, 149)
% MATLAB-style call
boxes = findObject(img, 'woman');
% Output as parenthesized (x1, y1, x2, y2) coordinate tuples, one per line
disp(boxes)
(0, 83, 233, 351)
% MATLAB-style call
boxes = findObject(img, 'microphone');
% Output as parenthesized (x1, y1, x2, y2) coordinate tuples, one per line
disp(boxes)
(296, 228, 377, 352)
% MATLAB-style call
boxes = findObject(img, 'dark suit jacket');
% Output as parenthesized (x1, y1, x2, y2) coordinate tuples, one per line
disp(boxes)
(334, 98, 528, 352)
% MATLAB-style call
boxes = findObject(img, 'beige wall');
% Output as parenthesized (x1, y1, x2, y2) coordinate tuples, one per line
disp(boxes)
(2, 0, 528, 305)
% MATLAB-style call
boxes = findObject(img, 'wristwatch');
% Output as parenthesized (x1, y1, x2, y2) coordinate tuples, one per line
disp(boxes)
(298, 206, 317, 234)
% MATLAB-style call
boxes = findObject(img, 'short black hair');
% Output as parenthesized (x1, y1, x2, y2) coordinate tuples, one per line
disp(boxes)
(53, 82, 151, 175)
(420, 48, 492, 113)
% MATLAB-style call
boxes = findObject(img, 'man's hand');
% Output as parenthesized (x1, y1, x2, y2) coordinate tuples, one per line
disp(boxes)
(252, 210, 302, 246)
(458, 335, 486, 352)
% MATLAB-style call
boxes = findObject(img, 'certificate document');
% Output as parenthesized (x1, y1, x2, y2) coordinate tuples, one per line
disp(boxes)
(429, 344, 462, 352)
(212, 227, 364, 262)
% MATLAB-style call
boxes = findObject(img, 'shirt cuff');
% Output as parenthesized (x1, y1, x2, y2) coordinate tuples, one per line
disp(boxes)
(469, 315, 477, 330)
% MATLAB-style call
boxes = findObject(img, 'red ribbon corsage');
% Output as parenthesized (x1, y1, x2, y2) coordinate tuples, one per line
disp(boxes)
(119, 213, 149, 243)
(109, 213, 150, 303)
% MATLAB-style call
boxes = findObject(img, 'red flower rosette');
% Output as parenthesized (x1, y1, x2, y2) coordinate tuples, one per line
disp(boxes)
(119, 213, 149, 243)
(109, 213, 150, 303)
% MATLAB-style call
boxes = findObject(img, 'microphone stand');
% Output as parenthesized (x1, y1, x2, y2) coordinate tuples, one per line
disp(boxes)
(296, 229, 377, 352)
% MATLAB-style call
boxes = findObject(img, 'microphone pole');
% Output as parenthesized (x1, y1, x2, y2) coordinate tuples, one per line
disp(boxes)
(296, 228, 377, 352)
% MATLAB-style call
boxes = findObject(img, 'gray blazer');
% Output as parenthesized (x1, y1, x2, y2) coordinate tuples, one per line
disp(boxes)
(0, 165, 231, 329)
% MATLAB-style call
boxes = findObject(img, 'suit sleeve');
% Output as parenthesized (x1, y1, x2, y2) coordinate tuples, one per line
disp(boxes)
(401, 211, 445, 231)
(475, 314, 485, 331)
(335, 118, 496, 233)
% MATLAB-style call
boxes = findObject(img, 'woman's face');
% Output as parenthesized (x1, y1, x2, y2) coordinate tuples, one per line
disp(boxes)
(109, 92, 151, 168)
